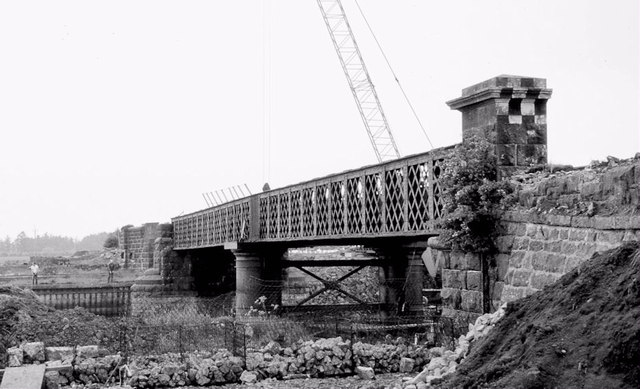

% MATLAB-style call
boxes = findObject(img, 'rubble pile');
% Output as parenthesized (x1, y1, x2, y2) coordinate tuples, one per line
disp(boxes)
(401, 304, 507, 388)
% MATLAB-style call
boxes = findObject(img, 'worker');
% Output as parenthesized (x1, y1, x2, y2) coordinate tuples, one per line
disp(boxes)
(107, 258, 116, 283)
(29, 263, 39, 285)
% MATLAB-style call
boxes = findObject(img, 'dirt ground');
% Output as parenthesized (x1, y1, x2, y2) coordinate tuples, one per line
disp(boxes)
(437, 243, 640, 389)
(0, 252, 142, 287)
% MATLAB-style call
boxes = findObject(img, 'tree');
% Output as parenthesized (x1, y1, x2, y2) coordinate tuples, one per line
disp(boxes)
(103, 235, 119, 249)
(438, 135, 515, 253)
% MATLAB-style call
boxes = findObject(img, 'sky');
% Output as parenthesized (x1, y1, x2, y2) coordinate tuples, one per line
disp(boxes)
(0, 0, 638, 240)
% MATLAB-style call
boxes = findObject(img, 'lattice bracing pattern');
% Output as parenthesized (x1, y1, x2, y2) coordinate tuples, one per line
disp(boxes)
(364, 174, 382, 233)
(279, 193, 291, 238)
(432, 159, 445, 220)
(301, 188, 315, 237)
(268, 196, 278, 239)
(330, 182, 345, 235)
(259, 198, 268, 239)
(290, 191, 302, 238)
(384, 168, 405, 232)
(346, 178, 363, 234)
(316, 184, 330, 236)
(407, 163, 430, 230)
(172, 147, 454, 248)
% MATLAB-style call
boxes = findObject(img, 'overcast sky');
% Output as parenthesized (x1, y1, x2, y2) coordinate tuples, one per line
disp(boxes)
(0, 0, 638, 240)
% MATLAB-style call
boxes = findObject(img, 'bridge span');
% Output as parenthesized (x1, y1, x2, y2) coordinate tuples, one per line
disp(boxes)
(172, 146, 453, 250)
(139, 75, 551, 316)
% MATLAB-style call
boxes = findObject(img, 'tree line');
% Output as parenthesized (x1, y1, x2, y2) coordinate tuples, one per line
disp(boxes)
(0, 231, 118, 256)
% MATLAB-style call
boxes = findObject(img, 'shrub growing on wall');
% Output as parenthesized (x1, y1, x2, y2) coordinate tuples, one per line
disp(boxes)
(439, 135, 515, 253)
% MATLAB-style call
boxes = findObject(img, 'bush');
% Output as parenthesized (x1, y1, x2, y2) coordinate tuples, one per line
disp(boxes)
(438, 136, 515, 253)
(103, 235, 119, 249)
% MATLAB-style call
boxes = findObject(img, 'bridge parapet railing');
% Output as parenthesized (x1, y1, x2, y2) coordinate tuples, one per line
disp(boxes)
(172, 145, 455, 249)
(173, 197, 251, 249)
(257, 146, 454, 241)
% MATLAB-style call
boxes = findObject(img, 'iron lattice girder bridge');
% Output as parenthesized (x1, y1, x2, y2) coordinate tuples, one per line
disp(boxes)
(172, 146, 453, 250)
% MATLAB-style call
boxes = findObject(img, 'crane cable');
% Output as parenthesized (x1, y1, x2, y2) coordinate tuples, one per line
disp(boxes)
(353, 0, 434, 150)
(262, 0, 272, 184)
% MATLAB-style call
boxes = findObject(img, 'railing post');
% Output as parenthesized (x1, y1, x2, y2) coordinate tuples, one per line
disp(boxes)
(312, 184, 318, 236)
(381, 167, 387, 233)
(287, 190, 292, 238)
(359, 174, 366, 234)
(276, 194, 281, 239)
(342, 178, 348, 234)
(402, 165, 409, 231)
(250, 196, 261, 241)
(428, 159, 435, 221)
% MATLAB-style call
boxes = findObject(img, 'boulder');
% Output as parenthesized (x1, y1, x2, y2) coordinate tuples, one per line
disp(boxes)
(262, 341, 282, 355)
(399, 357, 415, 373)
(7, 346, 23, 367)
(75, 345, 102, 359)
(23, 342, 45, 363)
(240, 370, 258, 384)
(356, 366, 375, 380)
(45, 346, 75, 362)
(44, 371, 61, 389)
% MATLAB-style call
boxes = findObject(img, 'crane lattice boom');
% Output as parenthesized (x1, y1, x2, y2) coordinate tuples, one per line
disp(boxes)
(317, 0, 401, 162)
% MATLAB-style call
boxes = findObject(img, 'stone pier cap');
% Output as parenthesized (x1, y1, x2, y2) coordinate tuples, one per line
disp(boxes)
(446, 74, 552, 109)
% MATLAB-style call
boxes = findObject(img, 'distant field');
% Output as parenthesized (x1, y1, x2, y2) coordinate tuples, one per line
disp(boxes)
(0, 253, 143, 287)
(0, 256, 30, 265)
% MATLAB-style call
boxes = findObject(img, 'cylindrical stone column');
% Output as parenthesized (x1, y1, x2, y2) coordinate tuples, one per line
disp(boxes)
(233, 249, 263, 315)
(405, 256, 425, 316)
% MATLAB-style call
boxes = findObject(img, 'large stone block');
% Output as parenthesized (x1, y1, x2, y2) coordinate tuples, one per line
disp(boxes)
(500, 285, 527, 303)
(508, 251, 528, 269)
(492, 281, 505, 302)
(23, 342, 45, 363)
(528, 240, 544, 251)
(531, 253, 566, 273)
(466, 271, 482, 291)
(460, 290, 483, 313)
(568, 229, 588, 241)
(495, 254, 510, 281)
(513, 237, 530, 250)
(530, 272, 559, 290)
(495, 235, 514, 253)
(441, 288, 462, 310)
(543, 241, 562, 253)
(399, 357, 415, 373)
(511, 269, 531, 287)
(596, 230, 625, 245)
(7, 347, 23, 367)
(462, 253, 481, 271)
(517, 144, 546, 166)
(442, 269, 466, 289)
(45, 347, 75, 363)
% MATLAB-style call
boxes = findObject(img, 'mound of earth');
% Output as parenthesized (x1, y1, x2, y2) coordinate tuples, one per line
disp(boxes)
(440, 242, 639, 389)
(0, 286, 119, 368)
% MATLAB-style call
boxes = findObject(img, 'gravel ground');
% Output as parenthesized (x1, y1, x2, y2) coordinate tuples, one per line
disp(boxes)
(223, 374, 405, 389)
(94, 374, 405, 389)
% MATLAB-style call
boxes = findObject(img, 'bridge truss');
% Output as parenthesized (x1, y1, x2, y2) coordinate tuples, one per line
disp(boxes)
(172, 146, 453, 249)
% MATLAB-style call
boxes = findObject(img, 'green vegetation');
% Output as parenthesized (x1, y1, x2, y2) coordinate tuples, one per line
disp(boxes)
(439, 135, 515, 253)
(103, 235, 119, 249)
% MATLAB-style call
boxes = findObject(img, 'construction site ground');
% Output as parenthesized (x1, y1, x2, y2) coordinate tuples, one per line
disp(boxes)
(1, 244, 639, 388)
(0, 252, 142, 287)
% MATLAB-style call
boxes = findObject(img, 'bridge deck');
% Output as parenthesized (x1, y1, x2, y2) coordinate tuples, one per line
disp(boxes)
(172, 146, 454, 250)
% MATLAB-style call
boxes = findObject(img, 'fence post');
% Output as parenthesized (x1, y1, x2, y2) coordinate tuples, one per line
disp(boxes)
(178, 325, 184, 361)
(242, 324, 247, 369)
(349, 323, 355, 371)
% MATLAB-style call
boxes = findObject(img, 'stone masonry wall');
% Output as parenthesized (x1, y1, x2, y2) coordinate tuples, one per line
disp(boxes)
(439, 157, 640, 324)
(121, 222, 167, 270)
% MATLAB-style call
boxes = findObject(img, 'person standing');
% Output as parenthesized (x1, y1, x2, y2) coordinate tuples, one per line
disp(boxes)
(29, 263, 39, 285)
(107, 258, 116, 283)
